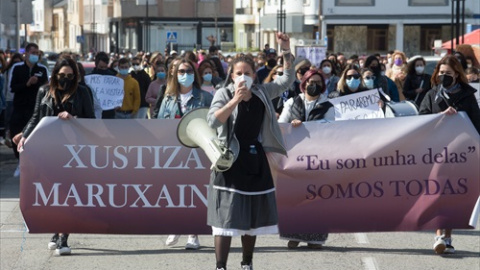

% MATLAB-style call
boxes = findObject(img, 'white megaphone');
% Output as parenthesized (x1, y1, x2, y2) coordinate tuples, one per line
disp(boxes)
(177, 107, 234, 172)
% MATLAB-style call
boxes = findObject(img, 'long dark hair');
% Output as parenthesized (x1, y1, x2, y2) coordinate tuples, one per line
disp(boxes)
(407, 57, 426, 76)
(49, 58, 80, 104)
(431, 54, 468, 87)
(4, 53, 24, 73)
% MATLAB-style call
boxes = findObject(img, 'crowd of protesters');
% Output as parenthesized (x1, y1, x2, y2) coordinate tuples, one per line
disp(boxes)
(0, 38, 479, 268)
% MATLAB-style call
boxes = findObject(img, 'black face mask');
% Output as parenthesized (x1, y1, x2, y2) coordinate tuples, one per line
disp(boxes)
(59, 78, 73, 90)
(439, 74, 454, 88)
(267, 59, 277, 69)
(370, 65, 381, 75)
(306, 84, 322, 97)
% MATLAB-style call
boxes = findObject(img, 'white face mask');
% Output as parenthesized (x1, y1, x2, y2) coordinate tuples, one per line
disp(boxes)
(234, 74, 253, 90)
(322, 66, 332, 75)
(415, 66, 424, 74)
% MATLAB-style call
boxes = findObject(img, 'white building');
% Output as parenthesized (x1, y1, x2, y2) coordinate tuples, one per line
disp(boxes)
(237, 0, 480, 57)
(320, 0, 480, 56)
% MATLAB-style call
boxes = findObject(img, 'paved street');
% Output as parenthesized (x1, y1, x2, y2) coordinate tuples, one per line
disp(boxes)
(1, 144, 479, 270)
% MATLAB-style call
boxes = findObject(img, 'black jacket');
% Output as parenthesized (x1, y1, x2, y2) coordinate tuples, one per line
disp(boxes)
(403, 73, 432, 107)
(22, 85, 95, 138)
(290, 95, 333, 121)
(419, 84, 480, 134)
(130, 70, 151, 107)
(9, 61, 49, 110)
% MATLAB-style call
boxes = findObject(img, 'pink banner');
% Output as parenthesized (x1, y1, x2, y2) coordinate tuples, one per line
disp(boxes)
(272, 113, 479, 233)
(20, 114, 479, 234)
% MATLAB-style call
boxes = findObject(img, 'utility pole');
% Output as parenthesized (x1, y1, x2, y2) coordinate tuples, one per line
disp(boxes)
(276, 0, 286, 34)
(145, 0, 149, 52)
(16, 0, 20, 51)
(450, 0, 466, 51)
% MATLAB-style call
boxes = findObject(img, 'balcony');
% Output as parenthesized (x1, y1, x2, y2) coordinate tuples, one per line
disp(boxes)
(236, 7, 254, 15)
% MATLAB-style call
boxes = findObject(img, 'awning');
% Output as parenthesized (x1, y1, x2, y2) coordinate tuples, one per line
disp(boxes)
(442, 29, 480, 49)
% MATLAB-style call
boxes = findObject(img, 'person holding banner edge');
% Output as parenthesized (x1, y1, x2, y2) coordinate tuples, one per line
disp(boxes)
(15, 57, 95, 256)
(278, 69, 333, 249)
(419, 54, 480, 255)
(207, 32, 294, 270)
(159, 58, 213, 250)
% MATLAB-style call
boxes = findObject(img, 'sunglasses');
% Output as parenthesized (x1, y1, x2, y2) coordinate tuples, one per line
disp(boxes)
(298, 67, 310, 74)
(178, 69, 194, 75)
(346, 74, 361, 80)
(57, 73, 74, 80)
(155, 61, 162, 66)
(275, 72, 284, 76)
(364, 76, 375, 80)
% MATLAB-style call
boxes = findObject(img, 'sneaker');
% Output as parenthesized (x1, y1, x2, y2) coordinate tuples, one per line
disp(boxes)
(444, 238, 455, 254)
(165, 234, 180, 246)
(433, 236, 446, 254)
(47, 233, 59, 250)
(185, 235, 200, 250)
(241, 263, 253, 270)
(13, 165, 20, 177)
(287, 240, 300, 249)
(55, 234, 71, 255)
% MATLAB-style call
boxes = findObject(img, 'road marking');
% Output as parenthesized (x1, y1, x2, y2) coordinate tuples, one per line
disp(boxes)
(355, 233, 370, 244)
(362, 257, 379, 270)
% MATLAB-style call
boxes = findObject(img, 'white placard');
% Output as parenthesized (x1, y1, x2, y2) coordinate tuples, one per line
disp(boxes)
(294, 46, 326, 69)
(469, 83, 480, 106)
(329, 89, 384, 120)
(85, 75, 124, 110)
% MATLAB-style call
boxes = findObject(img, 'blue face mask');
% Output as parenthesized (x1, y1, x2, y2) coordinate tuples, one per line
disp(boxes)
(203, 73, 212, 82)
(29, 54, 39, 64)
(178, 73, 195, 87)
(157, 72, 166, 79)
(364, 79, 374, 89)
(346, 78, 361, 89)
(118, 69, 129, 76)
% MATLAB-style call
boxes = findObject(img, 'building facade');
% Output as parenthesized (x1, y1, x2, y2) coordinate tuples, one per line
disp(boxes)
(0, 0, 33, 51)
(110, 0, 234, 54)
(239, 0, 480, 58)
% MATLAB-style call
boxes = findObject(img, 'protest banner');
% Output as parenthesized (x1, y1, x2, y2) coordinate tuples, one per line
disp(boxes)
(19, 114, 479, 234)
(294, 46, 326, 68)
(470, 83, 480, 106)
(329, 89, 384, 120)
(84, 75, 124, 110)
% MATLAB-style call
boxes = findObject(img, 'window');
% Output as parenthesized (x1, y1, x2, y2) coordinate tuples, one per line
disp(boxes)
(367, 26, 387, 51)
(420, 26, 441, 51)
(327, 28, 334, 51)
(335, 0, 374, 6)
(409, 0, 448, 6)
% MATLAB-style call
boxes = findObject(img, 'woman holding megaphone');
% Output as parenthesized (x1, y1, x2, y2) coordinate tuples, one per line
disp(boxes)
(206, 32, 295, 270)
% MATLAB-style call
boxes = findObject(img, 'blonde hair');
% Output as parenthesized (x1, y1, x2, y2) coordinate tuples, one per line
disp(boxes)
(337, 64, 363, 93)
(165, 59, 201, 97)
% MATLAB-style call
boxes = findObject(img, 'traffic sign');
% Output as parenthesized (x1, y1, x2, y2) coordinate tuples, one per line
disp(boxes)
(166, 31, 177, 43)
(76, 35, 85, 43)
